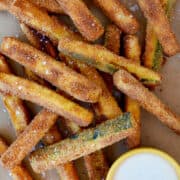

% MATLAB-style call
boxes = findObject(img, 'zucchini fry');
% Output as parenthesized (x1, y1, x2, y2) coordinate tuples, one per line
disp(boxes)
(0, 72, 93, 126)
(63, 118, 109, 180)
(1, 37, 101, 103)
(137, 0, 179, 56)
(113, 69, 180, 134)
(104, 24, 122, 55)
(0, 54, 29, 135)
(0, 0, 10, 11)
(1, 109, 58, 169)
(143, 0, 176, 71)
(56, 0, 104, 41)
(58, 38, 161, 85)
(29, 113, 135, 173)
(0, 137, 32, 180)
(21, 26, 79, 180)
(9, 0, 79, 44)
(94, 0, 139, 34)
(42, 126, 79, 180)
(124, 35, 141, 148)
(31, 0, 64, 14)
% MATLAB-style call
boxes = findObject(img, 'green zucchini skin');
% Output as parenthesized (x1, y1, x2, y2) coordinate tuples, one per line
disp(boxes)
(30, 112, 134, 173)
(58, 39, 161, 85)
(144, 0, 176, 71)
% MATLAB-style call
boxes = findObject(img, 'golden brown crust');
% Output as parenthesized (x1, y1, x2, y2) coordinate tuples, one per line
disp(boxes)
(56, 0, 104, 41)
(1, 37, 101, 103)
(1, 109, 58, 169)
(94, 0, 139, 34)
(137, 0, 180, 56)
(56, 162, 79, 180)
(58, 38, 161, 83)
(10, 0, 78, 44)
(0, 72, 93, 126)
(124, 35, 141, 148)
(31, 0, 64, 14)
(113, 69, 180, 133)
(0, 137, 32, 179)
(0, 55, 30, 135)
(84, 151, 109, 180)
(105, 24, 122, 55)
(0, 0, 11, 11)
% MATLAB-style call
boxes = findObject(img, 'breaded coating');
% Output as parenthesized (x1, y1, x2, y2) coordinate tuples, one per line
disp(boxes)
(10, 0, 79, 44)
(113, 69, 180, 134)
(29, 113, 135, 173)
(56, 0, 104, 41)
(104, 24, 122, 55)
(94, 0, 139, 34)
(84, 151, 109, 180)
(63, 117, 109, 180)
(0, 55, 29, 135)
(31, 0, 64, 14)
(124, 35, 141, 148)
(137, 0, 179, 56)
(1, 109, 58, 169)
(0, 0, 10, 10)
(1, 37, 102, 103)
(0, 72, 93, 126)
(143, 0, 176, 71)
(58, 38, 161, 85)
(0, 137, 32, 179)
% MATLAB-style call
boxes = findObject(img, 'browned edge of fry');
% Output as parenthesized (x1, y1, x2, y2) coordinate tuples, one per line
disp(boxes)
(113, 69, 180, 134)
(137, 0, 180, 56)
(56, 0, 104, 41)
(94, 0, 139, 34)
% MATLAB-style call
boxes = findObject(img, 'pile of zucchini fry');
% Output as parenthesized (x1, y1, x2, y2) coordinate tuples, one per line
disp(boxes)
(0, 0, 179, 179)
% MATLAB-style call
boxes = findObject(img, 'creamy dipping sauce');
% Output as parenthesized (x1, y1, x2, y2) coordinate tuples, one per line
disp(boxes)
(113, 153, 179, 180)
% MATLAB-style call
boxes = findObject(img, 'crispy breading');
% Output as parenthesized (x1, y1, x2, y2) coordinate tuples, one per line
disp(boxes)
(84, 151, 109, 180)
(10, 0, 79, 44)
(0, 0, 10, 10)
(29, 113, 135, 173)
(1, 37, 102, 103)
(0, 72, 93, 126)
(113, 69, 180, 134)
(104, 24, 122, 55)
(31, 0, 64, 14)
(0, 137, 32, 179)
(58, 38, 161, 85)
(56, 0, 104, 41)
(124, 35, 141, 148)
(143, 0, 176, 71)
(0, 54, 29, 135)
(0, 109, 58, 169)
(137, 0, 179, 56)
(94, 0, 139, 34)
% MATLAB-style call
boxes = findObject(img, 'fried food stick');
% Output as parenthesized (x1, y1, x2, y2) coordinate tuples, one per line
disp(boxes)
(58, 38, 161, 85)
(1, 37, 101, 103)
(94, 0, 139, 34)
(137, 0, 179, 56)
(56, 0, 104, 41)
(8, 0, 79, 44)
(124, 35, 141, 148)
(143, 0, 176, 71)
(31, 0, 64, 14)
(0, 109, 58, 170)
(0, 54, 29, 135)
(0, 137, 32, 180)
(23, 24, 110, 179)
(104, 24, 122, 55)
(113, 69, 180, 134)
(21, 25, 79, 180)
(63, 117, 109, 180)
(29, 113, 135, 173)
(0, 72, 93, 126)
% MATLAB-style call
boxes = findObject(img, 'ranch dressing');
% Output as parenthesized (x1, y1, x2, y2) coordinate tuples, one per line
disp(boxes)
(113, 153, 178, 180)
